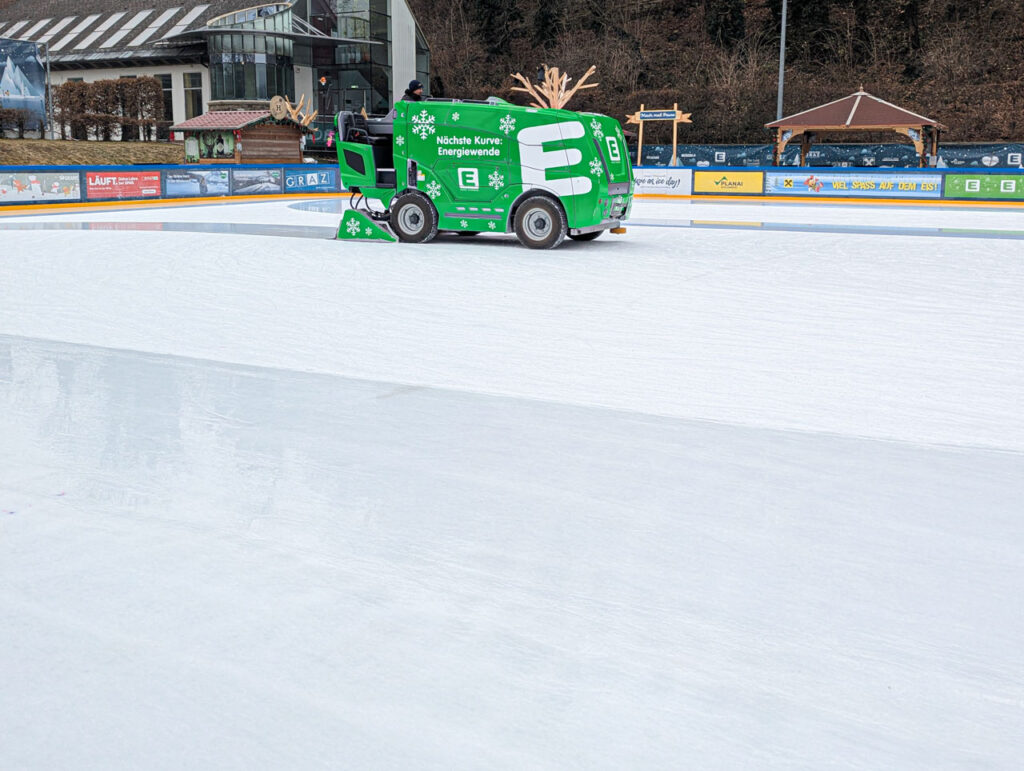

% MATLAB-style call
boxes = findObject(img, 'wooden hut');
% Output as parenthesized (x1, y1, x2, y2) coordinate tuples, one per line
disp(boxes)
(767, 90, 947, 167)
(171, 111, 313, 165)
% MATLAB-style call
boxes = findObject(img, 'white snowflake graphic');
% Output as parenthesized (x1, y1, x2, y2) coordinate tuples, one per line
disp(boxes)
(396, 135, 405, 146)
(346, 218, 361, 236)
(589, 158, 603, 176)
(499, 114, 516, 135)
(424, 180, 442, 199)
(364, 227, 372, 235)
(459, 219, 469, 228)
(590, 118, 604, 140)
(452, 111, 460, 122)
(411, 109, 435, 140)
(488, 169, 504, 190)
(487, 221, 496, 230)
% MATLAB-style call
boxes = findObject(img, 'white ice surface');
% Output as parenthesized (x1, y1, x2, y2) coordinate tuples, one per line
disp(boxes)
(2, 198, 1024, 450)
(2, 197, 1024, 768)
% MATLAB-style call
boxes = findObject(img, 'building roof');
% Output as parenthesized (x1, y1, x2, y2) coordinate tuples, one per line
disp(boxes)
(171, 109, 315, 133)
(766, 90, 947, 131)
(171, 110, 271, 130)
(0, 1, 245, 68)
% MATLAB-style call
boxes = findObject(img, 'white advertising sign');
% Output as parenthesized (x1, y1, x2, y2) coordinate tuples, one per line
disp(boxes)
(632, 167, 692, 196)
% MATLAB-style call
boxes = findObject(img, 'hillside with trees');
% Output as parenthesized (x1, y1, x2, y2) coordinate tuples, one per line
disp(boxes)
(408, 0, 1024, 144)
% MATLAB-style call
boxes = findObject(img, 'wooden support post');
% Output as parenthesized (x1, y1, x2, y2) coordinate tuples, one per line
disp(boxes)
(637, 104, 645, 166)
(671, 103, 678, 166)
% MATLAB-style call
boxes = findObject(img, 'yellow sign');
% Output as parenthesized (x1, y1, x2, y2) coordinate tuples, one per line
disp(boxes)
(693, 171, 764, 195)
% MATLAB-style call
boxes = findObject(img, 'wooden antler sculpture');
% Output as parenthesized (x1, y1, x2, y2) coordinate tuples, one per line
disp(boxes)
(509, 65, 598, 110)
(285, 95, 319, 127)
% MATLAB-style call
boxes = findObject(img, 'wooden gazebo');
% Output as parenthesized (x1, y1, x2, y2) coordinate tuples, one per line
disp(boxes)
(766, 89, 947, 167)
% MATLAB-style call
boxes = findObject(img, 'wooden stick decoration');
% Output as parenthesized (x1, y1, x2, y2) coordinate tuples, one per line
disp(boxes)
(509, 65, 598, 110)
(284, 95, 319, 127)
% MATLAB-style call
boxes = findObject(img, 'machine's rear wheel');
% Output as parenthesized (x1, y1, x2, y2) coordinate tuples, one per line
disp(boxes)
(568, 231, 602, 242)
(513, 195, 567, 249)
(390, 192, 438, 243)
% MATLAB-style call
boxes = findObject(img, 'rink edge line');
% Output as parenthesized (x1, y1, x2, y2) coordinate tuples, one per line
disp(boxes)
(636, 193, 1024, 208)
(4, 191, 1024, 215)
(0, 193, 344, 216)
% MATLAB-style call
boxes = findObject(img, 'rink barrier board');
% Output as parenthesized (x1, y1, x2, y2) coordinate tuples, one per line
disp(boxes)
(0, 164, 342, 207)
(631, 167, 1024, 204)
(3, 164, 1024, 208)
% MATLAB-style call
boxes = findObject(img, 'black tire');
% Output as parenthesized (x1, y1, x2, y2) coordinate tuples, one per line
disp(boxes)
(390, 191, 438, 243)
(513, 195, 567, 249)
(568, 230, 602, 242)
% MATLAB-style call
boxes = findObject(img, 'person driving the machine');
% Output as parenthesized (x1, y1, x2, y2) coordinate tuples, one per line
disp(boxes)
(401, 80, 424, 102)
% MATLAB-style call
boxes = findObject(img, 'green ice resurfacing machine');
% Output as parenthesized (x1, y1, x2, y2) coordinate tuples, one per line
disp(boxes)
(334, 97, 634, 249)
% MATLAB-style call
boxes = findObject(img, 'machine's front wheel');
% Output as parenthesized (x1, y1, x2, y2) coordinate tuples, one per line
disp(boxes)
(513, 196, 567, 249)
(390, 192, 438, 243)
(568, 230, 602, 242)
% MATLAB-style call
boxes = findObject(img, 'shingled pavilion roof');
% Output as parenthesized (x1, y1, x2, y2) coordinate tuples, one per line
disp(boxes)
(766, 89, 947, 167)
(171, 109, 316, 134)
(171, 110, 271, 131)
(767, 89, 947, 131)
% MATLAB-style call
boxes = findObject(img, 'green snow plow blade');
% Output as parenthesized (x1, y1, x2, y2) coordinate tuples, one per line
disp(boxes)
(333, 97, 633, 249)
(336, 209, 397, 242)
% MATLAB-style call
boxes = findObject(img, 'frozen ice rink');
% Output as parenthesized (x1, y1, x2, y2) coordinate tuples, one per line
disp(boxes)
(2, 196, 1023, 768)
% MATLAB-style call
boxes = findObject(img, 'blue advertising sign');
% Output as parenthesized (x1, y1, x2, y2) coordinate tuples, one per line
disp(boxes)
(638, 110, 678, 121)
(0, 38, 46, 128)
(165, 169, 229, 198)
(765, 171, 943, 198)
(284, 168, 339, 193)
(231, 167, 283, 194)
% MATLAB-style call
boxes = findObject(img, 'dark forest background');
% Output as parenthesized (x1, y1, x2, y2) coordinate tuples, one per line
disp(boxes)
(407, 0, 1024, 144)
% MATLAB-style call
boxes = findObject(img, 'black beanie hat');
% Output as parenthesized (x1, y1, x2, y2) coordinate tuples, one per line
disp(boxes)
(409, 80, 423, 91)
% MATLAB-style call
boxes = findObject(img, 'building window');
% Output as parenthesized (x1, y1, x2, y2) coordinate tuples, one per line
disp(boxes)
(209, 33, 294, 101)
(184, 72, 203, 118)
(416, 28, 430, 96)
(156, 73, 173, 139)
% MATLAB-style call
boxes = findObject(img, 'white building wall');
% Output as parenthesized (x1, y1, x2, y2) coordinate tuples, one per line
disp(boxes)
(50, 63, 210, 139)
(391, 0, 417, 102)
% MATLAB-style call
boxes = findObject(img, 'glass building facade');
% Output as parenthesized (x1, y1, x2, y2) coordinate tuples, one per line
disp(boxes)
(208, 4, 295, 102)
(309, 0, 395, 116)
(205, 1, 428, 114)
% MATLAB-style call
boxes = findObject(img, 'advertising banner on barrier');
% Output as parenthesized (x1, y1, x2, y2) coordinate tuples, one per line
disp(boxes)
(85, 171, 162, 200)
(165, 169, 230, 198)
(632, 168, 692, 196)
(764, 171, 942, 198)
(944, 173, 1024, 201)
(284, 168, 339, 193)
(693, 171, 764, 194)
(0, 171, 81, 203)
(231, 168, 283, 195)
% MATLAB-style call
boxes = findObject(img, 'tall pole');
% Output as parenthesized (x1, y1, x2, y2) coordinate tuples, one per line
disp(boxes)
(44, 41, 54, 140)
(776, 0, 788, 121)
